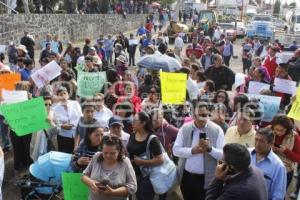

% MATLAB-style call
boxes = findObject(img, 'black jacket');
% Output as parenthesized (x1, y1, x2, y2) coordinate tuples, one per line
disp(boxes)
(204, 65, 235, 91)
(205, 166, 268, 200)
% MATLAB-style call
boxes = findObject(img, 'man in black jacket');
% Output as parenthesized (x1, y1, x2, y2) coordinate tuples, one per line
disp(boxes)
(205, 54, 235, 91)
(205, 143, 268, 200)
(20, 31, 35, 60)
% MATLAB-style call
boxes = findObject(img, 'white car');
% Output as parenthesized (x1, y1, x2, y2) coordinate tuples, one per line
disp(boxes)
(231, 21, 246, 37)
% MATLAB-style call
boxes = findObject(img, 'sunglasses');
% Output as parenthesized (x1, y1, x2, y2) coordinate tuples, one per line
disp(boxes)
(45, 103, 52, 107)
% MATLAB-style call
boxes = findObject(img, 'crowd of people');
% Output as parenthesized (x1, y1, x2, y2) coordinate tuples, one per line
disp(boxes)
(0, 8, 300, 200)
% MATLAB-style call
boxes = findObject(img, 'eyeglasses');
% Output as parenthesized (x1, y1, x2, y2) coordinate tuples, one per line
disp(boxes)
(45, 103, 52, 107)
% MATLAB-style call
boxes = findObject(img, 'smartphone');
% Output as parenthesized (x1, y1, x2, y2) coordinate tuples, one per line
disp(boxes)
(274, 144, 281, 148)
(199, 132, 207, 140)
(97, 180, 109, 190)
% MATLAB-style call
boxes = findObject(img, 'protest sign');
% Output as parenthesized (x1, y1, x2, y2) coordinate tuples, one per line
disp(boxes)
(77, 71, 107, 97)
(2, 89, 28, 103)
(62, 173, 88, 200)
(288, 87, 300, 121)
(273, 78, 297, 95)
(0, 45, 6, 53)
(160, 72, 187, 105)
(248, 81, 270, 94)
(31, 60, 62, 88)
(0, 97, 50, 136)
(0, 73, 21, 96)
(75, 64, 85, 72)
(235, 73, 246, 88)
(246, 94, 281, 122)
(129, 39, 139, 46)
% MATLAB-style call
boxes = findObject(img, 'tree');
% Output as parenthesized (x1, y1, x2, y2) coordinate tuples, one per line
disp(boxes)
(273, 0, 280, 16)
(289, 2, 297, 8)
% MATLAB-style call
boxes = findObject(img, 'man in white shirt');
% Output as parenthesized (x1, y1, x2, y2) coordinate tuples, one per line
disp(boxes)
(213, 26, 222, 41)
(173, 102, 224, 200)
(174, 34, 184, 58)
(104, 117, 130, 148)
(93, 93, 113, 130)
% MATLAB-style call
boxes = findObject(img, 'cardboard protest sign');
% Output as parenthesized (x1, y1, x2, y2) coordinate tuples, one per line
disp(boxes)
(31, 60, 62, 88)
(2, 89, 28, 103)
(0, 97, 50, 136)
(235, 73, 246, 88)
(160, 71, 187, 105)
(0, 73, 21, 96)
(246, 94, 281, 122)
(77, 71, 107, 97)
(248, 81, 270, 94)
(288, 87, 300, 121)
(273, 78, 297, 95)
(62, 173, 88, 200)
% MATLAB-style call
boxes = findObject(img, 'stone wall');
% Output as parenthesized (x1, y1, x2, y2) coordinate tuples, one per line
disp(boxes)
(0, 14, 145, 45)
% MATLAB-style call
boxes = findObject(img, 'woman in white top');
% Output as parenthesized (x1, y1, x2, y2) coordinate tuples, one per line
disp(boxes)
(52, 86, 82, 153)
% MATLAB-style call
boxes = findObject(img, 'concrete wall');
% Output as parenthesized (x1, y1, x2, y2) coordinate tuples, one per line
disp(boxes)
(0, 14, 145, 45)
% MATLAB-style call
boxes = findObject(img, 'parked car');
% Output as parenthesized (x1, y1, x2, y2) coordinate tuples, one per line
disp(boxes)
(231, 21, 246, 37)
(219, 23, 237, 41)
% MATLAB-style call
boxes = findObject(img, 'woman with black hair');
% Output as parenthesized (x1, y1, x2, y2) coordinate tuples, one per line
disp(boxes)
(82, 135, 137, 200)
(71, 125, 104, 172)
(141, 85, 162, 113)
(271, 115, 300, 189)
(212, 90, 233, 118)
(127, 111, 166, 200)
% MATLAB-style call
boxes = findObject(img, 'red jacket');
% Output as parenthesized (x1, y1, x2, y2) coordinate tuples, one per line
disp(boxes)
(263, 55, 279, 78)
(275, 133, 300, 163)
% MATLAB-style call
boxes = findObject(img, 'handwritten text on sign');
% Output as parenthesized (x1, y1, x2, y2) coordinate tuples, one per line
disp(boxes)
(0, 97, 50, 136)
(62, 173, 88, 200)
(160, 71, 187, 105)
(77, 71, 107, 97)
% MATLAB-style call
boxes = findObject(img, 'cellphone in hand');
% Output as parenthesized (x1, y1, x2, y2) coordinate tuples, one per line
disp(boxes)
(97, 180, 109, 190)
(199, 132, 207, 140)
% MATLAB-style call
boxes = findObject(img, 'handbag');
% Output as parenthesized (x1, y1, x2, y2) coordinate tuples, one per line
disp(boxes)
(44, 130, 56, 152)
(144, 135, 177, 194)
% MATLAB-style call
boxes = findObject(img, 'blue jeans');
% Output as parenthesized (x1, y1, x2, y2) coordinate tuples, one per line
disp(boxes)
(105, 50, 113, 64)
(0, 115, 10, 149)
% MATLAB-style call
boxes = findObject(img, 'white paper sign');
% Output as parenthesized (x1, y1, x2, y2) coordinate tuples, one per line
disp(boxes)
(248, 81, 270, 94)
(0, 45, 6, 53)
(31, 60, 62, 88)
(273, 78, 297, 95)
(129, 39, 139, 46)
(2, 89, 28, 103)
(235, 73, 246, 88)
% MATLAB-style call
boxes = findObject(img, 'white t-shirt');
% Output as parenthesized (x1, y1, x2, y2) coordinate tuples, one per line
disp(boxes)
(104, 130, 130, 148)
(95, 106, 113, 129)
(174, 36, 184, 50)
(187, 78, 199, 101)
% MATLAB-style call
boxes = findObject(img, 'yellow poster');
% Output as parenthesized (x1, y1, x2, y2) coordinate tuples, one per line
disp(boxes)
(160, 72, 187, 105)
(288, 87, 300, 121)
